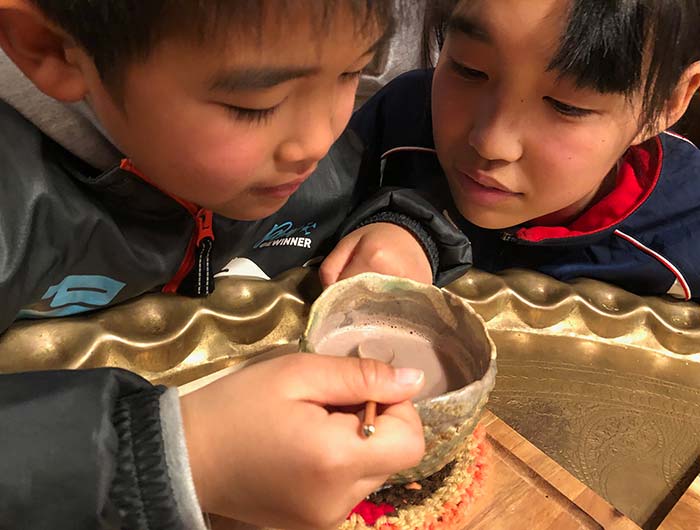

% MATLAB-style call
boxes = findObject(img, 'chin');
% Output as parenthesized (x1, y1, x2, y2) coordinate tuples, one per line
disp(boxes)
(215, 198, 289, 221)
(458, 206, 519, 231)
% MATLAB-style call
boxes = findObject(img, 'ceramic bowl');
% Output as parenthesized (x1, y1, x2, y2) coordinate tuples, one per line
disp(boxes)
(301, 273, 497, 484)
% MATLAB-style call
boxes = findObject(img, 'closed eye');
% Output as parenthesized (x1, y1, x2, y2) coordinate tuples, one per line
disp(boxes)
(449, 57, 489, 81)
(225, 104, 280, 124)
(544, 97, 594, 118)
(340, 69, 365, 83)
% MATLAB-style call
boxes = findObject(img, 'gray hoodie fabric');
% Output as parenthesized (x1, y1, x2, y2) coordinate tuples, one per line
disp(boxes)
(0, 50, 121, 170)
(0, 49, 206, 530)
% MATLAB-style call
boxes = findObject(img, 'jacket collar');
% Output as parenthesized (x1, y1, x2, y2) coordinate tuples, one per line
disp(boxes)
(512, 136, 663, 244)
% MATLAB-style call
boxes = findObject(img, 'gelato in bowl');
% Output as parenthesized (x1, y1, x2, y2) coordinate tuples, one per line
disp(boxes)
(301, 273, 497, 484)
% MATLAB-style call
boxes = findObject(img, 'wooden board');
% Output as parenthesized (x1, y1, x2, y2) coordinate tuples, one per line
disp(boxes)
(658, 474, 700, 530)
(208, 411, 641, 530)
(458, 411, 640, 530)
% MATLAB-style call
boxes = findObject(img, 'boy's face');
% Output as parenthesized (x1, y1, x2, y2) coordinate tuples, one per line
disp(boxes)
(78, 7, 381, 220)
(432, 0, 648, 229)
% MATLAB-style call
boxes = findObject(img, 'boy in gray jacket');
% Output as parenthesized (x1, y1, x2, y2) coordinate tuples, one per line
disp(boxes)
(0, 1, 470, 529)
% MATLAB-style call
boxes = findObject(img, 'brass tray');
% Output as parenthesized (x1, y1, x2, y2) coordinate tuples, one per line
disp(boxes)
(448, 270, 700, 528)
(1, 268, 699, 528)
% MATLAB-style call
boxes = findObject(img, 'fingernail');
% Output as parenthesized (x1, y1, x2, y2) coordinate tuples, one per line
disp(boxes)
(394, 368, 425, 386)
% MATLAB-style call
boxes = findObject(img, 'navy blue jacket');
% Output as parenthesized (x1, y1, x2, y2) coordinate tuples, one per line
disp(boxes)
(351, 69, 700, 300)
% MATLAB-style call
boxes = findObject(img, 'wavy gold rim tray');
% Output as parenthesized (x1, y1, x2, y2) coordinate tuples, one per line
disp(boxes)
(448, 270, 700, 528)
(1, 268, 699, 527)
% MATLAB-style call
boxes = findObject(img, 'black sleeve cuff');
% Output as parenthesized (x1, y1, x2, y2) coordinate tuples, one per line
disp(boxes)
(340, 188, 472, 287)
(0, 368, 189, 530)
(351, 211, 440, 283)
(111, 386, 187, 530)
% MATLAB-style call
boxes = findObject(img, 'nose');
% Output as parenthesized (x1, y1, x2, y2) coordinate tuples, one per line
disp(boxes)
(468, 93, 524, 163)
(276, 98, 339, 172)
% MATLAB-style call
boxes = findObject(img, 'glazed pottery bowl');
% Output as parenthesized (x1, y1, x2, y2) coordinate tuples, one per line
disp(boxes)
(301, 273, 497, 484)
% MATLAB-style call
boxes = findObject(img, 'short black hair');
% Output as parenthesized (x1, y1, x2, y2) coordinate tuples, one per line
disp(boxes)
(430, 0, 700, 132)
(33, 1, 395, 85)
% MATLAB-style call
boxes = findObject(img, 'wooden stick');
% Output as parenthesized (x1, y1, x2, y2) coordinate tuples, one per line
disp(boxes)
(363, 401, 377, 437)
(357, 343, 395, 438)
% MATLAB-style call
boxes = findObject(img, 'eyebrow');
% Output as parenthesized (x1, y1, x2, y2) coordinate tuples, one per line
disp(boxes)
(447, 13, 492, 44)
(208, 35, 387, 93)
(209, 66, 320, 92)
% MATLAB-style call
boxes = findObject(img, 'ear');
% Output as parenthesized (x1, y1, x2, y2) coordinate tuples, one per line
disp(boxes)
(632, 61, 700, 144)
(663, 61, 700, 129)
(0, 1, 88, 102)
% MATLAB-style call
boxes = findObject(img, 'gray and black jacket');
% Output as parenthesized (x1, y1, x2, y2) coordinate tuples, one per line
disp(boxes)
(0, 53, 471, 528)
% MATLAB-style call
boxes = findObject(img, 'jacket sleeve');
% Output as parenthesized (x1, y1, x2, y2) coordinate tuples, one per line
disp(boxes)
(342, 70, 472, 287)
(340, 188, 472, 287)
(0, 368, 206, 530)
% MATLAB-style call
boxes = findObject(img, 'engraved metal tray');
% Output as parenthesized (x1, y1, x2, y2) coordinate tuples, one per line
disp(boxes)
(1, 268, 698, 528)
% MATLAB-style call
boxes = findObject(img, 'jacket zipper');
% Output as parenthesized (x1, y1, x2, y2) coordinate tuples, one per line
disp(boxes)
(164, 206, 215, 296)
(500, 232, 518, 242)
(119, 160, 216, 295)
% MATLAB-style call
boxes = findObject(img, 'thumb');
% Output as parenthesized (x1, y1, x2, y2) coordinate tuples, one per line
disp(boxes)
(291, 354, 425, 406)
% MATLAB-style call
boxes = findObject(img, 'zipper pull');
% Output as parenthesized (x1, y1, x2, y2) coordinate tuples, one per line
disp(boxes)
(191, 208, 215, 296)
(501, 231, 517, 242)
(196, 208, 215, 246)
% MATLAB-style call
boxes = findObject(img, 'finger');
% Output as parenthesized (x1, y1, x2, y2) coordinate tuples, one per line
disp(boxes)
(323, 400, 422, 440)
(284, 354, 425, 406)
(334, 253, 376, 282)
(319, 234, 360, 287)
(321, 400, 425, 476)
(343, 401, 425, 475)
(377, 399, 423, 428)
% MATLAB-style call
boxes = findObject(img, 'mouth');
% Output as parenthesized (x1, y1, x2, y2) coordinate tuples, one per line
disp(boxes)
(251, 175, 311, 199)
(452, 168, 524, 207)
(460, 170, 518, 194)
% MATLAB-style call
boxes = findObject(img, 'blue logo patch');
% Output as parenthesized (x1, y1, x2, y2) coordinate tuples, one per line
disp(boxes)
(17, 275, 126, 319)
(254, 220, 318, 249)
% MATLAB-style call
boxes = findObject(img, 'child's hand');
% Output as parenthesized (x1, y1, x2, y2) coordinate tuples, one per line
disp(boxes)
(320, 223, 433, 288)
(180, 353, 425, 530)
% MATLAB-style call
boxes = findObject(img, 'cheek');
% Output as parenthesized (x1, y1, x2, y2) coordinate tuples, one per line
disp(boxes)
(529, 135, 587, 192)
(134, 109, 275, 197)
(182, 124, 272, 184)
(525, 125, 626, 202)
(432, 71, 471, 157)
(333, 84, 358, 137)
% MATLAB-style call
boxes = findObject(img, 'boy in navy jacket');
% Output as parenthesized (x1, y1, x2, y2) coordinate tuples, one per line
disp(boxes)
(352, 0, 700, 300)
